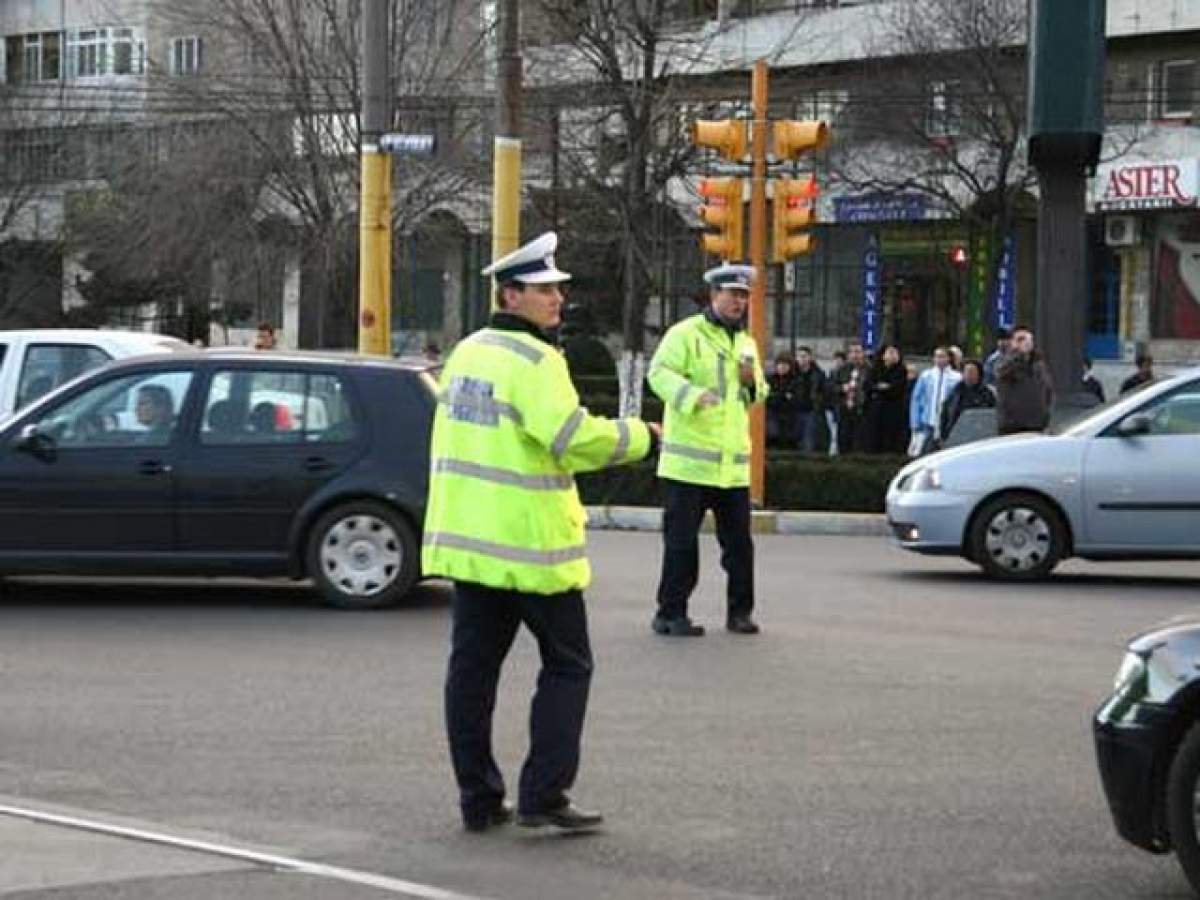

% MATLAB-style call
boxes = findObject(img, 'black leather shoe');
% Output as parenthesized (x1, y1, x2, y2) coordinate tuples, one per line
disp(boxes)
(464, 800, 514, 833)
(726, 616, 760, 635)
(652, 615, 705, 637)
(517, 802, 604, 832)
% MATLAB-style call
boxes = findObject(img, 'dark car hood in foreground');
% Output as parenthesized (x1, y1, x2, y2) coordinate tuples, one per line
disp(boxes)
(1128, 616, 1200, 655)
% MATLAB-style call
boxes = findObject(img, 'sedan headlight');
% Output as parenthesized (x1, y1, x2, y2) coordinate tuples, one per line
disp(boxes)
(1113, 651, 1148, 700)
(898, 467, 942, 492)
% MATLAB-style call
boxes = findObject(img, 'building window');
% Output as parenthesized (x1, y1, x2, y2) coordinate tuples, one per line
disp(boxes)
(111, 28, 145, 75)
(2, 129, 68, 183)
(926, 80, 961, 138)
(169, 36, 203, 76)
(799, 90, 850, 125)
(1152, 60, 1196, 119)
(54, 28, 145, 80)
(70, 29, 107, 78)
(4, 32, 62, 82)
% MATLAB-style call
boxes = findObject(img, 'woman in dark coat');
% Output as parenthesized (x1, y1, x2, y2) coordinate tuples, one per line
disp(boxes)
(861, 344, 909, 454)
(939, 358, 996, 442)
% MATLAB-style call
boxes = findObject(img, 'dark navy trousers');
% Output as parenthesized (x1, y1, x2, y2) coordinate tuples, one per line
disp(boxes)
(655, 478, 755, 622)
(444, 581, 593, 820)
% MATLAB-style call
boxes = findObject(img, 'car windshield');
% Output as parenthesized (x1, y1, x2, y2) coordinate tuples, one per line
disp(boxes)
(1052, 394, 1129, 436)
(1056, 373, 1200, 436)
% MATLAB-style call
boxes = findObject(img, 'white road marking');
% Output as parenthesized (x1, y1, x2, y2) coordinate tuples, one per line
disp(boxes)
(0, 803, 494, 900)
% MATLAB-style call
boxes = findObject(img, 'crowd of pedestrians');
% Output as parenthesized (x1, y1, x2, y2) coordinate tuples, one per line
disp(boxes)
(764, 325, 1076, 457)
(767, 324, 1164, 460)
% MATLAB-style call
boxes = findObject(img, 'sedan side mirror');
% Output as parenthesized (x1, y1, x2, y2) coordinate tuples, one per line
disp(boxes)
(15, 423, 56, 461)
(1116, 413, 1152, 437)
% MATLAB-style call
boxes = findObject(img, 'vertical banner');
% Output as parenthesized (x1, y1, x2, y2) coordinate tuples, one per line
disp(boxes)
(966, 233, 993, 356)
(861, 233, 882, 351)
(992, 234, 1016, 333)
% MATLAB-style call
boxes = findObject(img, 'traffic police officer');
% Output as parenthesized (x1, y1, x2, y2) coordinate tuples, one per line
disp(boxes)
(424, 232, 659, 833)
(647, 263, 768, 637)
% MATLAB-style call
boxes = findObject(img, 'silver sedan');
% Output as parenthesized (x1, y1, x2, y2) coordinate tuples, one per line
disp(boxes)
(886, 367, 1200, 580)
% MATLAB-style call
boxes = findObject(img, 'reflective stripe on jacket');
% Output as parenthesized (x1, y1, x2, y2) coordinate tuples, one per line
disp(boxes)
(422, 323, 651, 594)
(647, 314, 768, 488)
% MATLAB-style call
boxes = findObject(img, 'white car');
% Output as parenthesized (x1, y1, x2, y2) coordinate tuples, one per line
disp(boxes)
(0, 329, 190, 419)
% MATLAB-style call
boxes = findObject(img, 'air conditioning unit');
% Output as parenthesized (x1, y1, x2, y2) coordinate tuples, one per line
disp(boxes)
(1105, 215, 1140, 247)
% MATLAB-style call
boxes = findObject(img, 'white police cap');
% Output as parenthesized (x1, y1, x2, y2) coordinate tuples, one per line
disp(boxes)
(481, 231, 572, 284)
(703, 263, 755, 292)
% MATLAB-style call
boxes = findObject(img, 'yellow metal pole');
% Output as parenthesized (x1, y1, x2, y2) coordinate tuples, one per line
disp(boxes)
(358, 148, 392, 355)
(491, 137, 522, 307)
(749, 60, 769, 507)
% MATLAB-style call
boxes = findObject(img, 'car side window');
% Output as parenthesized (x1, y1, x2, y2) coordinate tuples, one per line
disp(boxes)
(17, 344, 112, 410)
(1135, 383, 1200, 436)
(305, 373, 358, 443)
(30, 371, 193, 449)
(201, 370, 307, 445)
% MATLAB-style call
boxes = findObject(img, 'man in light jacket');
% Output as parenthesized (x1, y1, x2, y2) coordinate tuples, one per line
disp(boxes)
(908, 347, 961, 455)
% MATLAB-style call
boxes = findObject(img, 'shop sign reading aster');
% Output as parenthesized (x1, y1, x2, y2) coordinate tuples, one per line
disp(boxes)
(1095, 158, 1199, 211)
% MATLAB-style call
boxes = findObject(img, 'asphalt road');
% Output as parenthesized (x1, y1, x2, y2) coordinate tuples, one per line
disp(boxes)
(1, 534, 1199, 899)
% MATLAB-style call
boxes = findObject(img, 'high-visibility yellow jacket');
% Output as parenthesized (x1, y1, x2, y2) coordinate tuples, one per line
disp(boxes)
(647, 312, 768, 488)
(422, 315, 652, 594)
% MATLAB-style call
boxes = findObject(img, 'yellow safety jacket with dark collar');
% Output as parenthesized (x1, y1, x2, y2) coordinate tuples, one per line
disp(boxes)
(422, 314, 652, 594)
(648, 312, 768, 488)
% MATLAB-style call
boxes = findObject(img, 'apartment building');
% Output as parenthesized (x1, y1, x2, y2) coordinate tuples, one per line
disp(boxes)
(518, 0, 1200, 365)
(0, 0, 491, 350)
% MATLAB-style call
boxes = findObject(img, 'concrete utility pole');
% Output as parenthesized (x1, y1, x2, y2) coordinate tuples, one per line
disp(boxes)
(1027, 0, 1106, 398)
(491, 0, 522, 300)
(1034, 167, 1088, 397)
(358, 0, 392, 354)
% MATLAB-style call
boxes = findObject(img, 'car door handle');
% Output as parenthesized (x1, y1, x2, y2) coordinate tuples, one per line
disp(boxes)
(138, 460, 172, 476)
(304, 456, 334, 472)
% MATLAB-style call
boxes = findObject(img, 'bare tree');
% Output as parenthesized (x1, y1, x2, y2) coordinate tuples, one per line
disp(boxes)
(153, 0, 490, 346)
(0, 84, 70, 327)
(65, 124, 268, 340)
(527, 1, 729, 360)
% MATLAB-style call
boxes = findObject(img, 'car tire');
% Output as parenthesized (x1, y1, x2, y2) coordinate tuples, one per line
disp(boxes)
(1167, 721, 1200, 894)
(306, 500, 418, 609)
(968, 492, 1064, 581)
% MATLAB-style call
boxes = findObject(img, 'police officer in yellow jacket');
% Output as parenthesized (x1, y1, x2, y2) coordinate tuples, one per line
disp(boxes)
(424, 232, 659, 833)
(647, 263, 769, 637)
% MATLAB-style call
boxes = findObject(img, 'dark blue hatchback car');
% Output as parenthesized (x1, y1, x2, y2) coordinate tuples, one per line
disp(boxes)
(0, 349, 434, 608)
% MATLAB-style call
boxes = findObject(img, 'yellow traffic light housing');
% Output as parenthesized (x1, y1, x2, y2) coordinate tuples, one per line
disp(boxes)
(773, 120, 829, 161)
(772, 177, 818, 263)
(698, 177, 745, 261)
(692, 119, 749, 162)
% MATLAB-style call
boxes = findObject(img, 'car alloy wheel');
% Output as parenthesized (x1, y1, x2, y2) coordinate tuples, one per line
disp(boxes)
(306, 500, 419, 608)
(984, 506, 1051, 573)
(320, 514, 402, 597)
(968, 492, 1064, 581)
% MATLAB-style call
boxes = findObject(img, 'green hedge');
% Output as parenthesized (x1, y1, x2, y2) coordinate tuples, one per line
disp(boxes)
(577, 453, 908, 512)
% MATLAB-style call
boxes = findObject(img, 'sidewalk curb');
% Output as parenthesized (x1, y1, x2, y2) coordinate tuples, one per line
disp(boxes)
(586, 506, 889, 537)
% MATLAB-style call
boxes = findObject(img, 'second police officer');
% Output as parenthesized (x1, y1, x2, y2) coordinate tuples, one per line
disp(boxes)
(423, 232, 661, 834)
(647, 264, 768, 637)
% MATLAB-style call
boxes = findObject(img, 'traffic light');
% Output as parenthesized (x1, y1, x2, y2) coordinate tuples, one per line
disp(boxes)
(949, 244, 969, 268)
(772, 176, 818, 263)
(692, 120, 749, 162)
(773, 120, 829, 161)
(698, 177, 744, 260)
